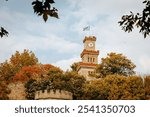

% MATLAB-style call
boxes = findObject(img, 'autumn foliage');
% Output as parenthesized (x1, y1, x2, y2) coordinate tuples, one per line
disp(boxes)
(144, 76, 150, 99)
(0, 49, 38, 99)
(83, 75, 145, 100)
(0, 50, 150, 100)
(0, 49, 38, 82)
(0, 80, 10, 100)
(13, 64, 60, 83)
(96, 52, 136, 78)
(25, 71, 85, 100)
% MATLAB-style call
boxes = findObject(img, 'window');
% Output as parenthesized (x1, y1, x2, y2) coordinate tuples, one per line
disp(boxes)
(93, 58, 95, 62)
(88, 71, 94, 75)
(90, 58, 92, 62)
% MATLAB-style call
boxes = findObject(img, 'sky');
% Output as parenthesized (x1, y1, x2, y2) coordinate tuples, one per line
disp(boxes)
(0, 0, 150, 75)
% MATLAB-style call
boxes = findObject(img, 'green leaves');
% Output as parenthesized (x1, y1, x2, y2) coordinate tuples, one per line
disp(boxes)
(0, 27, 8, 38)
(119, 0, 150, 38)
(32, 0, 59, 22)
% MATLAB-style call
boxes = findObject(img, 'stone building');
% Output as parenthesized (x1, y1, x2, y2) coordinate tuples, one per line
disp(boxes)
(77, 36, 99, 80)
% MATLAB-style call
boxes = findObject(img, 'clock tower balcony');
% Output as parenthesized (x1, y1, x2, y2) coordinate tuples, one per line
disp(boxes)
(80, 49, 99, 58)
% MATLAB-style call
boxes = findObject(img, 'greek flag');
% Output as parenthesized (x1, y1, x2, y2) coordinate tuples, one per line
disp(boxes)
(83, 26, 90, 31)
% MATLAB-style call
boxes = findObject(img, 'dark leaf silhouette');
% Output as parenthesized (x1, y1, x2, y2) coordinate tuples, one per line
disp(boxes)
(119, 0, 150, 38)
(0, 27, 8, 38)
(43, 12, 48, 22)
(32, 0, 59, 22)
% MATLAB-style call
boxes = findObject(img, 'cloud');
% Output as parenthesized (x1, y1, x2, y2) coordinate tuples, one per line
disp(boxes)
(53, 57, 81, 71)
(0, 6, 81, 63)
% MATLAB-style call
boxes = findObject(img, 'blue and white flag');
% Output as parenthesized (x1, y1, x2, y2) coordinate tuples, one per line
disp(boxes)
(83, 26, 90, 31)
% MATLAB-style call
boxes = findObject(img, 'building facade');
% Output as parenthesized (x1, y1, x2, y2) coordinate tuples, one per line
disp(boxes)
(77, 36, 99, 80)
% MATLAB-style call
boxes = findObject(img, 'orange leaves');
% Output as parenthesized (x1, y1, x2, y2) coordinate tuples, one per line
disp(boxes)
(0, 49, 39, 82)
(13, 64, 60, 83)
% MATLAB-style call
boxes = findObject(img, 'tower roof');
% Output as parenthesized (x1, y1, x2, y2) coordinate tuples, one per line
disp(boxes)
(83, 36, 96, 43)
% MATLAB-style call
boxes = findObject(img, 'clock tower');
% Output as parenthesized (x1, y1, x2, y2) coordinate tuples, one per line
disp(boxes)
(77, 36, 99, 80)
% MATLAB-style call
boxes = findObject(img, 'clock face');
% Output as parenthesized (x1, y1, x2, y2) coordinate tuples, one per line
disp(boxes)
(88, 42, 94, 47)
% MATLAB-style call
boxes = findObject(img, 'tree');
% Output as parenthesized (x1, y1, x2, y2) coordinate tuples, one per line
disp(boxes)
(82, 79, 107, 100)
(104, 75, 128, 100)
(119, 0, 150, 38)
(10, 49, 38, 69)
(82, 75, 127, 100)
(25, 71, 86, 100)
(0, 49, 38, 81)
(124, 76, 145, 100)
(1, 0, 59, 38)
(13, 64, 61, 83)
(96, 52, 136, 78)
(70, 62, 79, 72)
(144, 76, 150, 99)
(82, 75, 145, 100)
(0, 76, 10, 100)
(64, 72, 86, 99)
(24, 64, 62, 100)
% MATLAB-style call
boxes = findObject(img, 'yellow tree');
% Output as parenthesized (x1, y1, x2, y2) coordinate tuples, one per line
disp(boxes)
(103, 75, 127, 100)
(83, 79, 107, 100)
(96, 52, 136, 78)
(0, 49, 38, 81)
(22, 64, 62, 100)
(124, 76, 145, 100)
(0, 49, 38, 99)
(70, 62, 79, 72)
(144, 76, 150, 99)
(82, 75, 127, 100)
(0, 76, 10, 100)
(82, 75, 145, 100)
(63, 71, 86, 100)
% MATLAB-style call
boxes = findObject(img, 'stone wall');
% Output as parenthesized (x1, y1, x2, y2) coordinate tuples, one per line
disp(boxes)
(35, 90, 73, 100)
(8, 82, 26, 100)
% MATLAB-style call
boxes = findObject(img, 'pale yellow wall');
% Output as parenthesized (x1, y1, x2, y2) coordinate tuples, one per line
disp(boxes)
(78, 67, 96, 80)
(82, 54, 98, 64)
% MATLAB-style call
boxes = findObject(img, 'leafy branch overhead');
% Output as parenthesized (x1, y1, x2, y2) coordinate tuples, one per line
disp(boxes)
(0, 27, 8, 38)
(32, 0, 59, 22)
(119, 0, 150, 38)
(0, 0, 58, 38)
